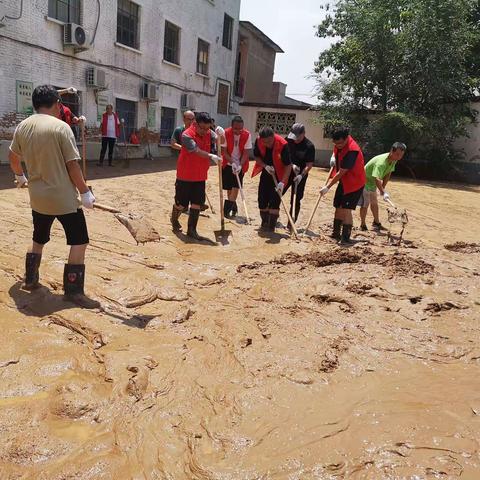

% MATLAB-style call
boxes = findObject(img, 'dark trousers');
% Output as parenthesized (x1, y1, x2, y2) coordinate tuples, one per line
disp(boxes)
(288, 173, 308, 221)
(99, 137, 116, 164)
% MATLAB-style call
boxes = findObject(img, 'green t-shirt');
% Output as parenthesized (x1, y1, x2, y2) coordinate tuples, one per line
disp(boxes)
(364, 153, 397, 191)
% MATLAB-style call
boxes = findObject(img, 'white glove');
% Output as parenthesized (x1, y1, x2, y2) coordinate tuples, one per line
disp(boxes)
(15, 174, 28, 188)
(67, 87, 78, 94)
(383, 192, 390, 201)
(294, 174, 303, 186)
(232, 163, 242, 175)
(265, 165, 275, 175)
(78, 115, 87, 124)
(330, 155, 336, 168)
(215, 126, 225, 137)
(320, 186, 330, 196)
(81, 190, 96, 209)
(292, 165, 301, 175)
(209, 154, 222, 164)
(275, 182, 285, 194)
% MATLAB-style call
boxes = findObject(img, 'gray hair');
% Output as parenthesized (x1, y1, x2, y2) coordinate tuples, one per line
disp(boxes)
(391, 142, 407, 151)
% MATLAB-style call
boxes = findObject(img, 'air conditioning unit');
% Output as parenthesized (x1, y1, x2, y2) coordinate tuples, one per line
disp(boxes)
(180, 93, 196, 111)
(63, 23, 87, 49)
(141, 82, 158, 101)
(86, 66, 106, 89)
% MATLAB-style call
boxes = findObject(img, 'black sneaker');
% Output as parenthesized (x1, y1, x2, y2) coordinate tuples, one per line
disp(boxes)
(360, 224, 368, 231)
(372, 221, 386, 231)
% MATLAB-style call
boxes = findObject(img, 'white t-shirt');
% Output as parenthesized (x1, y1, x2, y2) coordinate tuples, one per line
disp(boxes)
(105, 114, 116, 138)
(222, 132, 252, 165)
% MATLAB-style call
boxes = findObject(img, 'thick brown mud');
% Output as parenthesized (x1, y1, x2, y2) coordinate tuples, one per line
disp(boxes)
(0, 162, 479, 479)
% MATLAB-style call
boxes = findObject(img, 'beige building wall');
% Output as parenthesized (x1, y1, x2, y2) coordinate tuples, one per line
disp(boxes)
(455, 101, 480, 164)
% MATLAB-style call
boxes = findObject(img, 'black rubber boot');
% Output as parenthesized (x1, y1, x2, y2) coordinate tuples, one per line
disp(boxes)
(171, 205, 182, 232)
(63, 264, 100, 309)
(331, 218, 343, 240)
(187, 208, 202, 240)
(267, 214, 279, 232)
(23, 253, 41, 290)
(260, 211, 269, 230)
(224, 200, 233, 219)
(341, 224, 353, 245)
(231, 201, 238, 217)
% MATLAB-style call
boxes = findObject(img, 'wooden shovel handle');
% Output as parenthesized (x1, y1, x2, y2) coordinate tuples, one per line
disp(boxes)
(93, 203, 121, 213)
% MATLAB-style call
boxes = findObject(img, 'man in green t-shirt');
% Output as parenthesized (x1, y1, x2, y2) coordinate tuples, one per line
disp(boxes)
(359, 142, 406, 231)
(170, 110, 195, 154)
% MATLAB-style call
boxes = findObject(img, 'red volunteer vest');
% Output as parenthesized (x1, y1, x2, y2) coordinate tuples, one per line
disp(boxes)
(333, 136, 366, 193)
(59, 104, 73, 126)
(222, 128, 250, 173)
(251, 134, 287, 179)
(101, 112, 120, 138)
(177, 124, 212, 182)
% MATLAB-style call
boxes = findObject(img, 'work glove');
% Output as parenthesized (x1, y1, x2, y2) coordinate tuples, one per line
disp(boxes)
(294, 174, 303, 186)
(275, 182, 285, 194)
(81, 190, 96, 209)
(78, 115, 87, 124)
(67, 87, 78, 94)
(320, 186, 330, 196)
(215, 126, 225, 137)
(209, 154, 222, 164)
(232, 163, 242, 175)
(15, 174, 28, 188)
(330, 155, 336, 168)
(383, 192, 390, 201)
(292, 165, 301, 175)
(265, 165, 275, 175)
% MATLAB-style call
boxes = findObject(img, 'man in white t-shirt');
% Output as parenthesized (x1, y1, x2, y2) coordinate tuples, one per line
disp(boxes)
(220, 116, 253, 218)
(97, 104, 120, 166)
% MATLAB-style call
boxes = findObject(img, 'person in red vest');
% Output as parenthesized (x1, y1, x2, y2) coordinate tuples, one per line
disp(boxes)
(97, 104, 120, 167)
(220, 116, 253, 218)
(319, 126, 366, 244)
(252, 126, 292, 232)
(129, 130, 140, 145)
(170, 112, 222, 240)
(57, 87, 85, 127)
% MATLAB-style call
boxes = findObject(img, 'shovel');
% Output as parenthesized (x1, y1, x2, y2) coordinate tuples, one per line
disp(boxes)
(270, 171, 299, 239)
(235, 170, 250, 224)
(214, 136, 232, 243)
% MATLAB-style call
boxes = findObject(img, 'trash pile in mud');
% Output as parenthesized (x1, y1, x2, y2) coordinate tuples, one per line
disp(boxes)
(444, 242, 480, 254)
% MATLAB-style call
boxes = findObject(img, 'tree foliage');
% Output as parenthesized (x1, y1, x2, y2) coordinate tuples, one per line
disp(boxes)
(315, 0, 480, 165)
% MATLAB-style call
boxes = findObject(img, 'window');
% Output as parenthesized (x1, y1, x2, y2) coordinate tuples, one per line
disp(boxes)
(117, 0, 140, 49)
(197, 39, 209, 76)
(164, 21, 180, 64)
(160, 107, 176, 145)
(255, 112, 297, 135)
(116, 98, 137, 141)
(222, 14, 234, 50)
(217, 83, 229, 115)
(48, 0, 81, 24)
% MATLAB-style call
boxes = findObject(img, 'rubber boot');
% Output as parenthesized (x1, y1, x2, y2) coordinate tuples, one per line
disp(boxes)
(63, 264, 100, 309)
(231, 201, 238, 217)
(341, 224, 353, 245)
(267, 214, 279, 232)
(22, 253, 41, 290)
(170, 205, 182, 232)
(187, 208, 203, 240)
(224, 200, 233, 219)
(260, 211, 269, 230)
(331, 218, 342, 240)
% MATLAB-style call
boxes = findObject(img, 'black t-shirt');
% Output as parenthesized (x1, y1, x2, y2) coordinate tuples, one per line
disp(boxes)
(254, 140, 291, 167)
(336, 151, 358, 170)
(286, 137, 315, 170)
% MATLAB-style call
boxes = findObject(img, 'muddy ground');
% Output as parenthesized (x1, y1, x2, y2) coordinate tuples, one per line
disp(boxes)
(0, 159, 479, 479)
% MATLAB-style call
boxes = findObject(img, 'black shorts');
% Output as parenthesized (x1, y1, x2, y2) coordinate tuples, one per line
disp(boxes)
(32, 209, 89, 246)
(333, 183, 364, 210)
(175, 179, 206, 208)
(222, 165, 244, 190)
(258, 171, 282, 210)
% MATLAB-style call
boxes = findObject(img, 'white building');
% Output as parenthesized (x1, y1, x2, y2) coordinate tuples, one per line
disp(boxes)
(0, 0, 240, 162)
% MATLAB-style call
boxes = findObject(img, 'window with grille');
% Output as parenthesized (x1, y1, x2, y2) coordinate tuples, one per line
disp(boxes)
(217, 84, 229, 115)
(48, 0, 81, 24)
(116, 98, 137, 141)
(197, 39, 209, 76)
(255, 112, 297, 136)
(222, 14, 234, 50)
(117, 0, 140, 49)
(164, 21, 180, 64)
(160, 107, 177, 145)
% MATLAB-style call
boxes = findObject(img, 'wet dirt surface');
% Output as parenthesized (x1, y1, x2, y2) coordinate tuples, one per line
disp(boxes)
(1, 160, 479, 479)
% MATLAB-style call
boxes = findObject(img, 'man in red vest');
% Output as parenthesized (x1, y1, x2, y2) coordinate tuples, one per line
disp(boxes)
(170, 112, 222, 240)
(220, 116, 253, 218)
(97, 104, 120, 166)
(57, 87, 85, 128)
(252, 126, 292, 232)
(320, 126, 366, 244)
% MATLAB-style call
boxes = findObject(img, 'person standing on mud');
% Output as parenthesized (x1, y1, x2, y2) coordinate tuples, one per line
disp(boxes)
(252, 126, 292, 232)
(220, 116, 253, 218)
(97, 104, 120, 167)
(319, 126, 366, 244)
(286, 123, 315, 223)
(170, 112, 222, 240)
(359, 142, 407, 231)
(8, 85, 99, 309)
